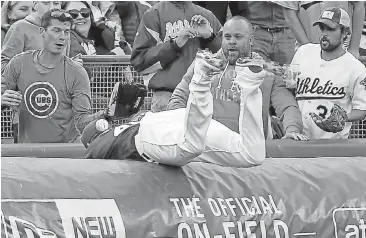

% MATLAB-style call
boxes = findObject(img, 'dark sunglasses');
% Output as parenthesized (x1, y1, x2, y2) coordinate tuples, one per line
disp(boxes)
(67, 8, 91, 19)
(50, 10, 73, 22)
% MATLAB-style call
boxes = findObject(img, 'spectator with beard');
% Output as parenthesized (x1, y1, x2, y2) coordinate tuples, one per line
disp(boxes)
(1, 1, 33, 45)
(290, 7, 366, 139)
(168, 16, 308, 141)
(81, 17, 270, 167)
(1, 9, 106, 143)
(279, 1, 364, 58)
(1, 1, 62, 73)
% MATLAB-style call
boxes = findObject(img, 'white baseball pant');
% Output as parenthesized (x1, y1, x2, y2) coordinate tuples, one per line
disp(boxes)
(134, 72, 265, 168)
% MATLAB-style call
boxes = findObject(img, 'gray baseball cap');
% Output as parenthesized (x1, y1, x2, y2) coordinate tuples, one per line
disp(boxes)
(313, 7, 350, 29)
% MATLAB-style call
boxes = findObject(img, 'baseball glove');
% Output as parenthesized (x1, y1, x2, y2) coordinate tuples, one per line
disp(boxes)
(105, 81, 147, 120)
(309, 104, 348, 133)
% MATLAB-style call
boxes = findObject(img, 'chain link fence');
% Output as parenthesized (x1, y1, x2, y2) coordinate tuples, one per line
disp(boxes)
(84, 56, 153, 114)
(1, 55, 366, 141)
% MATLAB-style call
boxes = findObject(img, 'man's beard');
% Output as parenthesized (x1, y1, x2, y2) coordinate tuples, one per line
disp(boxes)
(320, 37, 342, 52)
(224, 50, 249, 65)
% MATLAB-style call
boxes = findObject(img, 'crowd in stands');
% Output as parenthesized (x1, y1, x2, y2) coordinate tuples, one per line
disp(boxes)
(1, 1, 366, 146)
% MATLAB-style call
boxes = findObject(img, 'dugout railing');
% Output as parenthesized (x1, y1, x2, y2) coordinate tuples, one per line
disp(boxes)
(1, 55, 365, 140)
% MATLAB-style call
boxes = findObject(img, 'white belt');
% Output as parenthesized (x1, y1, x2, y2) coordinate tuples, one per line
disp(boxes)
(134, 133, 156, 163)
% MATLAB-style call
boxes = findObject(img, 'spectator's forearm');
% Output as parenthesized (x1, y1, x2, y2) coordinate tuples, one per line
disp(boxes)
(349, 2, 365, 52)
(347, 109, 366, 122)
(1, 82, 9, 94)
(1, 57, 10, 75)
(131, 41, 181, 73)
(284, 9, 310, 45)
(1, 59, 18, 93)
(72, 77, 105, 134)
(282, 106, 304, 134)
(76, 110, 105, 134)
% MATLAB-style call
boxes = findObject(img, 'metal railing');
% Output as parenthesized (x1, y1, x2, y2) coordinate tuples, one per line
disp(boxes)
(1, 56, 366, 140)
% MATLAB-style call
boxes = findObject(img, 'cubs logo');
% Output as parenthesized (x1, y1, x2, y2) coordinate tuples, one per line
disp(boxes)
(360, 77, 366, 91)
(24, 82, 59, 119)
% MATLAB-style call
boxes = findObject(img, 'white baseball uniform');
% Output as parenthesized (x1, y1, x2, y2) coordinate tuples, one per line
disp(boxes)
(134, 64, 266, 168)
(85, 58, 266, 167)
(292, 44, 366, 139)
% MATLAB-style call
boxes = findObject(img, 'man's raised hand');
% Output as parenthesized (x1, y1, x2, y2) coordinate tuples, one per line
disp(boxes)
(190, 15, 213, 39)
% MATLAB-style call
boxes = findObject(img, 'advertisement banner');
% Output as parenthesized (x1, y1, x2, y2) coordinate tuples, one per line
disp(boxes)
(1, 157, 366, 238)
(1, 199, 125, 238)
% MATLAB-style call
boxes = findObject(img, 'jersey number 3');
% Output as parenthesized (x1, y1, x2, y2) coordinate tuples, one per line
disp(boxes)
(317, 105, 328, 118)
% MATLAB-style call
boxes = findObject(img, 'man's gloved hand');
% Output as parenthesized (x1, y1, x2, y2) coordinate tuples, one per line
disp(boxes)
(104, 82, 147, 121)
(193, 49, 226, 83)
(309, 104, 348, 133)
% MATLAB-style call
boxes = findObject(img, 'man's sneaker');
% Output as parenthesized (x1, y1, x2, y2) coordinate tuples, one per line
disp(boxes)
(234, 55, 268, 92)
(193, 49, 227, 84)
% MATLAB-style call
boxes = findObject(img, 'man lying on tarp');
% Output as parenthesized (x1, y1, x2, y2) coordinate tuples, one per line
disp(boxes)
(81, 17, 282, 168)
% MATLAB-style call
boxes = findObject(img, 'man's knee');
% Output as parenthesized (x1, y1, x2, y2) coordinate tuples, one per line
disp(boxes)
(251, 154, 265, 166)
(245, 144, 266, 166)
(141, 143, 204, 167)
(182, 146, 205, 159)
(234, 156, 265, 168)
